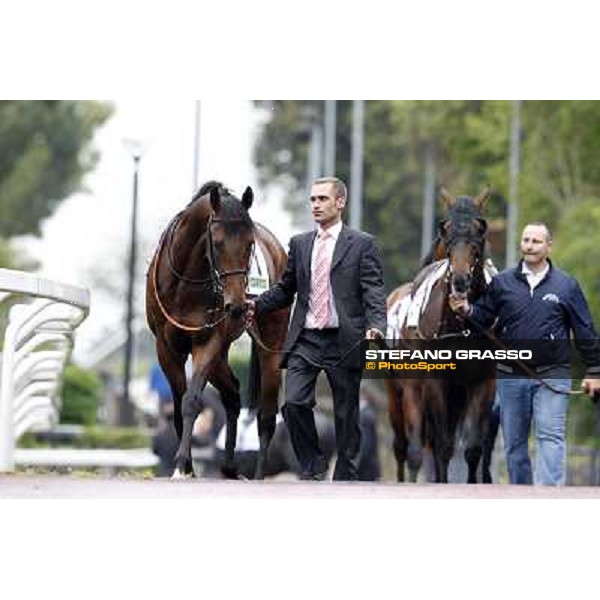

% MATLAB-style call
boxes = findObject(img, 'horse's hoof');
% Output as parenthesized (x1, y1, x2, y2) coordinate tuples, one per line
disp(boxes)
(171, 468, 192, 480)
(221, 465, 239, 480)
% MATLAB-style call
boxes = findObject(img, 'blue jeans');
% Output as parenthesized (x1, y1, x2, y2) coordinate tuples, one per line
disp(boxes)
(497, 377, 571, 485)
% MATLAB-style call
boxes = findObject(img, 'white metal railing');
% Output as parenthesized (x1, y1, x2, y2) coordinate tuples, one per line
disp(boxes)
(0, 269, 90, 471)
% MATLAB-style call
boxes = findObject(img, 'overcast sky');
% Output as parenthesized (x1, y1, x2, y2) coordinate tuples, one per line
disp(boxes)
(19, 100, 296, 364)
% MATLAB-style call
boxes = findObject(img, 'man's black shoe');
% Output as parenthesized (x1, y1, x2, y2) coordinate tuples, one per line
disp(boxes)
(299, 469, 327, 481)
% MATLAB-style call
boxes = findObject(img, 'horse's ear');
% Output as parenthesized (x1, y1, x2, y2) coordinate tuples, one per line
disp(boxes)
(475, 185, 491, 209)
(477, 218, 488, 235)
(210, 186, 221, 212)
(440, 187, 455, 208)
(241, 186, 253, 211)
(438, 219, 448, 234)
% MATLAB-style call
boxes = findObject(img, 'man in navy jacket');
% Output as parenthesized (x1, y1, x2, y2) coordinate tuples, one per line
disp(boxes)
(450, 222, 600, 485)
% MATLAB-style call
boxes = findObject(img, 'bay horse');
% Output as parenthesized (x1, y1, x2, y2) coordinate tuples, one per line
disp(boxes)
(386, 186, 496, 483)
(146, 181, 290, 479)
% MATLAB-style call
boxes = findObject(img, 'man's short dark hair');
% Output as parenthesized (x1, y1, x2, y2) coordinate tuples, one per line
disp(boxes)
(314, 177, 347, 200)
(525, 221, 553, 242)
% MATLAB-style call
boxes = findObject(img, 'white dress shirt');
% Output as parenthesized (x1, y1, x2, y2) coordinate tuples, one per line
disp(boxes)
(305, 220, 342, 329)
(521, 261, 549, 292)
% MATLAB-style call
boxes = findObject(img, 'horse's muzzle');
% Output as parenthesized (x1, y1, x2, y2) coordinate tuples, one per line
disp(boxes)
(452, 274, 471, 295)
(226, 303, 246, 320)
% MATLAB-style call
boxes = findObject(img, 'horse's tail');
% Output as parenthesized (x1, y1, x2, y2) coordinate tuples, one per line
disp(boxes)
(247, 338, 262, 411)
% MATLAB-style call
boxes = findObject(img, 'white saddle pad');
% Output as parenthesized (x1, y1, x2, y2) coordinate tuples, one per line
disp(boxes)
(405, 260, 449, 328)
(395, 259, 498, 334)
(484, 258, 497, 283)
(387, 295, 412, 340)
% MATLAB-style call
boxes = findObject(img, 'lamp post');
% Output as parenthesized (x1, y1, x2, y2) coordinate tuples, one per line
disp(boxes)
(350, 100, 364, 230)
(506, 100, 522, 268)
(122, 139, 143, 425)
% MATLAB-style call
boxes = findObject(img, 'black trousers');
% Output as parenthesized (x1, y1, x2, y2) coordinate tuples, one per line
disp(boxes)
(283, 328, 362, 481)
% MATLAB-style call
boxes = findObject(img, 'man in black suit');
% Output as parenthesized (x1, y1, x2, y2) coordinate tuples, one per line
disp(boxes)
(246, 177, 386, 481)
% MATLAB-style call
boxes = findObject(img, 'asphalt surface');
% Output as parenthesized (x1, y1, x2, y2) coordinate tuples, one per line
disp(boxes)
(2, 474, 600, 499)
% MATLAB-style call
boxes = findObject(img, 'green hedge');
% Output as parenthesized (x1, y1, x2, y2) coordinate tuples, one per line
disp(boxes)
(19, 426, 150, 449)
(59, 364, 101, 426)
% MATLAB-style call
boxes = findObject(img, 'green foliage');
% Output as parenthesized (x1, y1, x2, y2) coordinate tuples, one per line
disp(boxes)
(254, 100, 600, 292)
(254, 100, 511, 285)
(0, 100, 113, 238)
(0, 238, 38, 270)
(568, 391, 600, 446)
(75, 426, 150, 449)
(59, 364, 102, 426)
(18, 425, 150, 449)
(552, 198, 600, 325)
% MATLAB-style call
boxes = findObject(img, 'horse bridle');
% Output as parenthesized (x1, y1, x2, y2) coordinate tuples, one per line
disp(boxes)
(445, 220, 486, 278)
(163, 212, 253, 293)
(415, 224, 486, 341)
(205, 214, 254, 297)
(151, 211, 254, 332)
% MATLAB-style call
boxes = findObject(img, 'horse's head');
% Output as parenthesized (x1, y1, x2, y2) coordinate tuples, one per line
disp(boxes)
(204, 183, 255, 320)
(439, 186, 490, 296)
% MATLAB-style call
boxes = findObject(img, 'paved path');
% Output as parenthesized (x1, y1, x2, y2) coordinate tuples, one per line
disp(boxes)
(2, 474, 600, 499)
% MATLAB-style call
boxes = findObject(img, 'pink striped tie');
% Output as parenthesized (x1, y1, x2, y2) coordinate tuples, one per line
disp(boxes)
(312, 230, 331, 329)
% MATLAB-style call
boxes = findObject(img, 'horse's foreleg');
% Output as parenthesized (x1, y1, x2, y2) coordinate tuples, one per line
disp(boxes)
(393, 435, 408, 482)
(403, 382, 424, 483)
(173, 337, 221, 479)
(155, 337, 187, 440)
(253, 346, 282, 480)
(387, 380, 407, 482)
(252, 312, 287, 480)
(173, 383, 205, 478)
(255, 412, 276, 480)
(463, 380, 495, 484)
(210, 358, 241, 480)
(426, 383, 451, 484)
(481, 399, 500, 484)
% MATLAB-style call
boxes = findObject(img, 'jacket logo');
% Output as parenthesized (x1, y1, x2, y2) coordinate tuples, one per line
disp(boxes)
(542, 293, 559, 303)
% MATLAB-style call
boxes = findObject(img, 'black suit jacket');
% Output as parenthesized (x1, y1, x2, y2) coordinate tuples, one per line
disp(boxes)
(255, 224, 387, 369)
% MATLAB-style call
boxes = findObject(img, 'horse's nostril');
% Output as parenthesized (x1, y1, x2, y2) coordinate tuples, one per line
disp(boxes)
(453, 275, 470, 294)
(227, 304, 244, 320)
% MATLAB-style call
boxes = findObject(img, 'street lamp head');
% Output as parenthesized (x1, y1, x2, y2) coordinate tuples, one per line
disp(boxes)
(122, 138, 145, 161)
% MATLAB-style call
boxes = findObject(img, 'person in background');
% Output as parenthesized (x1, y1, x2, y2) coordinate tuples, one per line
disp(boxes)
(449, 222, 600, 485)
(357, 384, 381, 481)
(149, 363, 178, 477)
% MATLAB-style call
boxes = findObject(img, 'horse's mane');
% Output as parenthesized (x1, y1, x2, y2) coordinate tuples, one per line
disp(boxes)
(190, 180, 228, 204)
(420, 195, 487, 268)
(189, 180, 253, 227)
(448, 197, 483, 227)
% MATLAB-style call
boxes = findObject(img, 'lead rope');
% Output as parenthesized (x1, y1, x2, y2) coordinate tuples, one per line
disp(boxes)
(245, 319, 377, 370)
(463, 314, 586, 396)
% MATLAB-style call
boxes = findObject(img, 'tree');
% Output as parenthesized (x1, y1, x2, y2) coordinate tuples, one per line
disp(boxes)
(253, 101, 600, 291)
(0, 100, 113, 239)
(551, 198, 600, 325)
(60, 364, 102, 426)
(254, 100, 510, 285)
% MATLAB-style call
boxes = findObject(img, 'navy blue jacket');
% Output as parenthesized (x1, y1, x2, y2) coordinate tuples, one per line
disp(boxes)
(470, 260, 600, 376)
